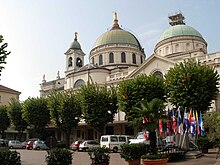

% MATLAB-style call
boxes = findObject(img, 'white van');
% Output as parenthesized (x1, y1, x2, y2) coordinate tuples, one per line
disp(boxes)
(100, 135, 131, 152)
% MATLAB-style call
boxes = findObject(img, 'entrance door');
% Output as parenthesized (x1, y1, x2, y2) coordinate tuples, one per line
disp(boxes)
(88, 129, 94, 140)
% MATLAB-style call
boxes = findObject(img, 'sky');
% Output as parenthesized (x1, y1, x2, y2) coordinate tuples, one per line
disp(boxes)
(0, 0, 220, 101)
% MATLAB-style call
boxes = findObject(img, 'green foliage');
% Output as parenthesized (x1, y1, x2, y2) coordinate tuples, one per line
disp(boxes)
(128, 99, 166, 154)
(204, 111, 220, 141)
(7, 98, 28, 141)
(117, 74, 166, 116)
(22, 97, 50, 137)
(46, 148, 72, 165)
(79, 83, 118, 134)
(197, 137, 213, 149)
(120, 143, 149, 161)
(0, 150, 21, 165)
(0, 35, 10, 76)
(88, 147, 110, 164)
(48, 91, 82, 147)
(0, 105, 10, 139)
(141, 153, 168, 160)
(165, 60, 219, 113)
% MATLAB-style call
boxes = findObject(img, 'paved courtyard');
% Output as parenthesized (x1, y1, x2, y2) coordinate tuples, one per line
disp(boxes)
(17, 148, 220, 165)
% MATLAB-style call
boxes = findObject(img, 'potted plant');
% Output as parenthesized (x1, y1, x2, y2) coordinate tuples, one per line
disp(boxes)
(141, 154, 169, 165)
(128, 98, 168, 165)
(197, 137, 213, 153)
(88, 147, 110, 165)
(120, 143, 149, 165)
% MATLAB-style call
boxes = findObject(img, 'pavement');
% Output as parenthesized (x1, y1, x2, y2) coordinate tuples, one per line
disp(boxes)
(168, 148, 220, 165)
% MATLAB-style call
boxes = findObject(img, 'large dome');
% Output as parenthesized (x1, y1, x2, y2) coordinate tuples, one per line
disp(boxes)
(92, 29, 141, 49)
(92, 12, 142, 50)
(158, 24, 203, 42)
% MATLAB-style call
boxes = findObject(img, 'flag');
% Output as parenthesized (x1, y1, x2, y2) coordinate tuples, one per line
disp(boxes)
(166, 109, 172, 135)
(172, 110, 177, 134)
(143, 130, 149, 140)
(196, 111, 200, 135)
(177, 107, 184, 134)
(184, 108, 189, 133)
(188, 109, 195, 136)
(159, 119, 163, 137)
(199, 111, 205, 136)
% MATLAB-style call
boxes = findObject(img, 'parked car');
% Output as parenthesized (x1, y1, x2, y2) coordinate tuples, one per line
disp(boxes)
(70, 140, 81, 151)
(129, 131, 150, 144)
(78, 140, 100, 152)
(33, 140, 49, 150)
(56, 141, 67, 148)
(0, 139, 8, 150)
(26, 138, 40, 150)
(8, 140, 26, 149)
(100, 135, 132, 152)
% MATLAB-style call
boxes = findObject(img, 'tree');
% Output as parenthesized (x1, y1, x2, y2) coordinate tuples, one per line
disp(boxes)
(204, 111, 220, 141)
(22, 97, 50, 138)
(129, 98, 165, 154)
(48, 91, 82, 147)
(8, 98, 28, 141)
(0, 35, 10, 76)
(0, 105, 10, 139)
(165, 60, 219, 113)
(79, 83, 118, 135)
(117, 74, 166, 115)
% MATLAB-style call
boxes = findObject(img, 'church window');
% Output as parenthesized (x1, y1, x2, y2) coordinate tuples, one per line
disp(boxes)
(186, 43, 190, 50)
(68, 57, 72, 67)
(121, 52, 126, 63)
(132, 53, 136, 64)
(140, 55, 143, 64)
(153, 71, 163, 78)
(92, 57, 94, 64)
(109, 52, 114, 63)
(99, 54, 103, 65)
(175, 44, 179, 52)
(165, 47, 169, 54)
(74, 79, 85, 88)
(196, 43, 199, 47)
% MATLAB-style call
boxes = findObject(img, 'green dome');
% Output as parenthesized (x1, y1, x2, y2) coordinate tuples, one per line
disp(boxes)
(159, 25, 203, 42)
(70, 39, 81, 50)
(92, 29, 141, 49)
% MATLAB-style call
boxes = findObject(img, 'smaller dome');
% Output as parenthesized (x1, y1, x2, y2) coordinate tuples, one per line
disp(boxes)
(70, 32, 81, 50)
(159, 25, 203, 42)
(70, 40, 81, 50)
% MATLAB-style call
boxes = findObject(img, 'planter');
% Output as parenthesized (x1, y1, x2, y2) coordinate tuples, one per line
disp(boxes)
(124, 159, 140, 165)
(142, 158, 168, 165)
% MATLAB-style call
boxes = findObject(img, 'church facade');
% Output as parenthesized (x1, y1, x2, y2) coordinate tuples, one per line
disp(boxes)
(40, 13, 220, 141)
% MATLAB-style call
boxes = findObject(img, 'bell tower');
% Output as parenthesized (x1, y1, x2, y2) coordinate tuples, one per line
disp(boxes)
(64, 32, 85, 72)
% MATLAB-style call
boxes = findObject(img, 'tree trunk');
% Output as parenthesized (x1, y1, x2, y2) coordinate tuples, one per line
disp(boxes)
(65, 131, 71, 148)
(149, 131, 157, 154)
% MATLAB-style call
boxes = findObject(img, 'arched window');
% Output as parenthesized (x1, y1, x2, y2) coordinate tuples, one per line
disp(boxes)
(175, 44, 179, 52)
(165, 47, 169, 54)
(109, 52, 114, 63)
(153, 71, 163, 78)
(121, 52, 126, 63)
(74, 79, 85, 88)
(186, 43, 190, 50)
(91, 57, 94, 64)
(99, 54, 103, 65)
(68, 57, 72, 67)
(140, 55, 143, 64)
(132, 53, 136, 64)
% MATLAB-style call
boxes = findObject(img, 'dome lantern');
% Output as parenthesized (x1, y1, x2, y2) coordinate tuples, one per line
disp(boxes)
(70, 32, 81, 50)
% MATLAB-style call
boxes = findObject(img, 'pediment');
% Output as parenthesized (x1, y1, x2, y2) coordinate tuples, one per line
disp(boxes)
(128, 54, 176, 78)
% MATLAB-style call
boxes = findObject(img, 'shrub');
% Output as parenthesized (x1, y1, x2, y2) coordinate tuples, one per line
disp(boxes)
(141, 153, 169, 160)
(45, 148, 72, 165)
(120, 143, 149, 161)
(0, 150, 21, 165)
(197, 137, 213, 149)
(88, 147, 110, 164)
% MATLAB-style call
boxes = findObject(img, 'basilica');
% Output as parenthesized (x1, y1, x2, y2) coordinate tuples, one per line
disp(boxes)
(40, 12, 220, 141)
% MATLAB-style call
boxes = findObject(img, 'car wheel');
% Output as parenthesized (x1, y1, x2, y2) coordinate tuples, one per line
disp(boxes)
(36, 147, 40, 150)
(22, 146, 26, 149)
(29, 146, 33, 150)
(113, 147, 118, 153)
(9, 146, 13, 149)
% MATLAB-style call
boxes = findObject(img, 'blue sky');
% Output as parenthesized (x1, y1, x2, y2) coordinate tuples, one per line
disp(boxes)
(0, 0, 220, 101)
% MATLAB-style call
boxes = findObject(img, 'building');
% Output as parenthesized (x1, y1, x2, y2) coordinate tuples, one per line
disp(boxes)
(40, 12, 220, 141)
